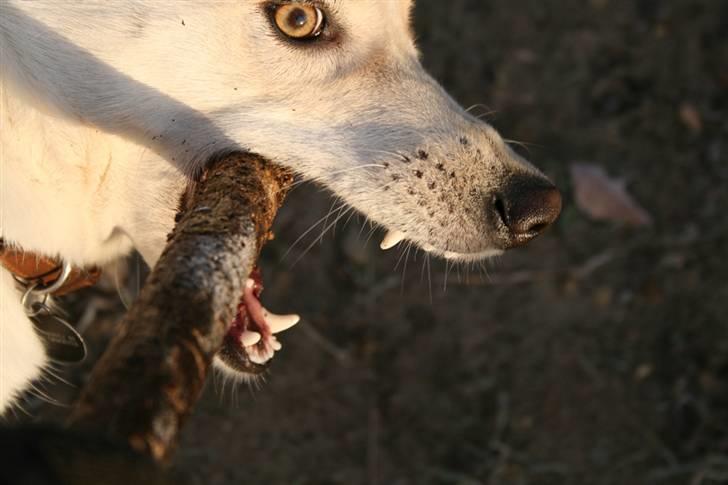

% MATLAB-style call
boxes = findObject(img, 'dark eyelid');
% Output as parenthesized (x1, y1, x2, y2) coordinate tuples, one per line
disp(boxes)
(272, 0, 328, 9)
(264, 0, 326, 19)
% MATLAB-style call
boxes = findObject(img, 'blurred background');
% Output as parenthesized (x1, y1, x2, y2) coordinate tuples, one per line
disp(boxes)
(18, 0, 728, 484)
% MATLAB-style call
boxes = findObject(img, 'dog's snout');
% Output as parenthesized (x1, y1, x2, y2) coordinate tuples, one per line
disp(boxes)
(492, 175, 562, 248)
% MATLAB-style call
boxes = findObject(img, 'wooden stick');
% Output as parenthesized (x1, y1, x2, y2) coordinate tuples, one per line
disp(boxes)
(67, 152, 293, 462)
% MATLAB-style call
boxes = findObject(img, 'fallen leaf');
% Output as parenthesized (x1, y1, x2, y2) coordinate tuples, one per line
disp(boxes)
(678, 102, 703, 135)
(570, 163, 652, 226)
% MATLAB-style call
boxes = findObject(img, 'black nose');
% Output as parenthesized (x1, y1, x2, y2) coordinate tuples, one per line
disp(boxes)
(493, 175, 562, 248)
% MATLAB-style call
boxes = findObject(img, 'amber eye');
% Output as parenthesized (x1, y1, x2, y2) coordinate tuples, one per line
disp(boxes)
(273, 3, 325, 40)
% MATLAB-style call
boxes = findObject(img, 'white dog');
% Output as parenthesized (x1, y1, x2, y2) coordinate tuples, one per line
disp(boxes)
(0, 0, 561, 413)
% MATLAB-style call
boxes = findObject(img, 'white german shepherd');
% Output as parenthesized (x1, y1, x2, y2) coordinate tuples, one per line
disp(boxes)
(0, 1, 561, 413)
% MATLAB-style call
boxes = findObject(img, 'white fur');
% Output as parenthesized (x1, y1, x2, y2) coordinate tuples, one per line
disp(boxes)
(0, 0, 543, 412)
(0, 269, 48, 412)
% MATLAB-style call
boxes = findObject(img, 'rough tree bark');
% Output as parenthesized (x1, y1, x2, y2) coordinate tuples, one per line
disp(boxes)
(67, 152, 293, 462)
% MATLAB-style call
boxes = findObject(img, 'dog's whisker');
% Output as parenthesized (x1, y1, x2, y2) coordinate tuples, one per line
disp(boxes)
(292, 206, 354, 266)
(28, 383, 68, 407)
(270, 162, 387, 198)
(426, 253, 433, 304)
(42, 366, 75, 387)
(443, 259, 451, 293)
(465, 103, 491, 114)
(320, 203, 348, 242)
(503, 138, 541, 155)
(363, 221, 379, 247)
(402, 243, 413, 292)
(321, 198, 340, 237)
(283, 200, 349, 259)
(354, 148, 410, 160)
(393, 243, 409, 272)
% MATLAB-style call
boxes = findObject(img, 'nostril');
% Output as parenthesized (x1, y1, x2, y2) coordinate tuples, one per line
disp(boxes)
(492, 175, 562, 248)
(528, 221, 550, 234)
(493, 195, 508, 226)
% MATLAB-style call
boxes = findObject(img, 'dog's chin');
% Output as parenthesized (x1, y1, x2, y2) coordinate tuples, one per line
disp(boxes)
(416, 242, 504, 263)
(214, 336, 269, 378)
(379, 228, 503, 262)
(437, 248, 504, 262)
(213, 355, 266, 386)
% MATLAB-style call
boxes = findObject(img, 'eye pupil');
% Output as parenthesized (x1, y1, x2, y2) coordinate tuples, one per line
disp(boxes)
(288, 8, 308, 28)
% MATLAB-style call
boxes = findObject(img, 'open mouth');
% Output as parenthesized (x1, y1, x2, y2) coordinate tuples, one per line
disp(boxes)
(217, 228, 498, 375)
(216, 268, 299, 375)
(216, 226, 498, 375)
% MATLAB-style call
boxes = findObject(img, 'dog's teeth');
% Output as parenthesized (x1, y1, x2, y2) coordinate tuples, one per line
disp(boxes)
(264, 310, 300, 334)
(245, 278, 255, 289)
(248, 349, 272, 365)
(240, 330, 262, 347)
(271, 337, 282, 351)
(380, 230, 405, 250)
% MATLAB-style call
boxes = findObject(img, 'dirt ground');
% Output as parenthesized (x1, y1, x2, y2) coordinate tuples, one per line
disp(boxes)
(14, 0, 728, 484)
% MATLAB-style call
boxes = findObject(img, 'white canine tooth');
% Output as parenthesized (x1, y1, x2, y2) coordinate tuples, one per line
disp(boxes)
(240, 330, 262, 347)
(380, 230, 405, 250)
(245, 278, 255, 289)
(264, 309, 300, 334)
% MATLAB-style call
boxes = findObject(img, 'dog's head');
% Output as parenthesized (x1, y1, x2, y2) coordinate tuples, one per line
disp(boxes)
(23, 0, 560, 259)
(204, 1, 562, 259)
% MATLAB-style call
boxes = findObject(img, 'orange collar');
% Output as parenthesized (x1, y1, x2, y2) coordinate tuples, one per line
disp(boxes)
(0, 239, 101, 296)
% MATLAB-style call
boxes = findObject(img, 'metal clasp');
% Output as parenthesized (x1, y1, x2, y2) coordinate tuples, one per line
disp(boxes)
(19, 260, 73, 316)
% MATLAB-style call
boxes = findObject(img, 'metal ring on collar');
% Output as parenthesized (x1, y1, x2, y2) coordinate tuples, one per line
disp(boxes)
(33, 260, 73, 296)
(20, 282, 49, 316)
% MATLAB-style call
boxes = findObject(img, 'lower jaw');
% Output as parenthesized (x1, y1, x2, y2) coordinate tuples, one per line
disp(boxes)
(379, 229, 503, 262)
(215, 268, 299, 378)
(440, 248, 504, 262)
(215, 335, 268, 376)
(414, 240, 503, 261)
